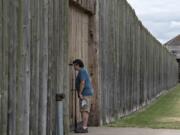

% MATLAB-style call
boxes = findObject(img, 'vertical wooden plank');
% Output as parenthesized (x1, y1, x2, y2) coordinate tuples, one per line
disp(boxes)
(15, 0, 25, 134)
(68, 5, 73, 129)
(145, 31, 148, 101)
(39, 0, 48, 134)
(47, 0, 57, 134)
(122, 0, 127, 114)
(117, 0, 120, 117)
(133, 13, 137, 110)
(115, 0, 120, 117)
(58, 0, 64, 95)
(99, 0, 104, 123)
(72, 6, 76, 127)
(139, 23, 144, 105)
(95, 0, 101, 125)
(68, 4, 75, 130)
(109, 0, 112, 117)
(15, 0, 31, 134)
(8, 0, 18, 135)
(115, 0, 119, 116)
(29, 0, 40, 134)
(111, 0, 114, 119)
(126, 3, 130, 113)
(122, 0, 126, 114)
(62, 0, 69, 133)
(88, 0, 101, 125)
(47, 0, 54, 133)
(0, 0, 3, 132)
(2, 0, 9, 134)
(130, 9, 134, 111)
(85, 13, 89, 65)
(119, 0, 122, 114)
(137, 21, 141, 109)
(23, 0, 31, 134)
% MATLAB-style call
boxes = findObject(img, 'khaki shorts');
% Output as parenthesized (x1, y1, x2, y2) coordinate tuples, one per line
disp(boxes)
(79, 96, 92, 113)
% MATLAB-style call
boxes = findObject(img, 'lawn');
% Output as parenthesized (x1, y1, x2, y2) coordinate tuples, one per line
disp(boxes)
(108, 84, 180, 129)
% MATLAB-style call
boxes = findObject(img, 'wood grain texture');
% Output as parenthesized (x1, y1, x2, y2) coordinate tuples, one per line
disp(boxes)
(8, 0, 18, 135)
(0, 0, 2, 133)
(1, 0, 8, 135)
(29, 0, 40, 135)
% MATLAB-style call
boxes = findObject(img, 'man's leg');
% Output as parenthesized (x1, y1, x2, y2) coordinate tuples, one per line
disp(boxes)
(75, 111, 89, 133)
(75, 97, 91, 133)
(82, 111, 89, 129)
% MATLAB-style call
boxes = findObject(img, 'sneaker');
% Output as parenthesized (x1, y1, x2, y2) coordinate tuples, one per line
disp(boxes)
(75, 127, 88, 133)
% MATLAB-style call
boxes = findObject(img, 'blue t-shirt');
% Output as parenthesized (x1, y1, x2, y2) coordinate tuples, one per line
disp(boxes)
(75, 68, 93, 96)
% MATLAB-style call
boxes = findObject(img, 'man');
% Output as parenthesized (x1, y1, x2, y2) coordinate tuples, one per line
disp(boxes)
(73, 59, 93, 133)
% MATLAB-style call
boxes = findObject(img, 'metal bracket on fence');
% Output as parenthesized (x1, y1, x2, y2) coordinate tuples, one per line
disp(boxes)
(56, 93, 65, 135)
(56, 93, 65, 101)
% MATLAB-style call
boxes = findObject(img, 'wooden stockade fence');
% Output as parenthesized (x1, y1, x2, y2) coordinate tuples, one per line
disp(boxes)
(0, 0, 69, 135)
(0, 0, 178, 135)
(99, 0, 178, 123)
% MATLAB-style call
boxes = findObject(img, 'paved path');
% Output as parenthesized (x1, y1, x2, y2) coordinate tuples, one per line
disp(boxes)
(70, 127, 180, 135)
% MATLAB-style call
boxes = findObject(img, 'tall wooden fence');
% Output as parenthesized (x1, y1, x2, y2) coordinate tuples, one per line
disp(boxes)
(0, 0, 69, 135)
(99, 0, 178, 124)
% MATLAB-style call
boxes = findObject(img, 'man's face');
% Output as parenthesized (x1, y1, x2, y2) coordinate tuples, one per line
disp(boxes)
(73, 64, 79, 71)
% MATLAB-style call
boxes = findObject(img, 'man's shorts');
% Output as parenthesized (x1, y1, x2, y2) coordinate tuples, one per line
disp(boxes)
(79, 96, 92, 113)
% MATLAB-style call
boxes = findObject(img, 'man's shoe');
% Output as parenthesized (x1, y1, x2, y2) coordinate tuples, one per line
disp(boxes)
(75, 127, 88, 133)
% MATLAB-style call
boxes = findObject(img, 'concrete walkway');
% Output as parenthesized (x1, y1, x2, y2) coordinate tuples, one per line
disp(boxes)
(70, 127, 180, 135)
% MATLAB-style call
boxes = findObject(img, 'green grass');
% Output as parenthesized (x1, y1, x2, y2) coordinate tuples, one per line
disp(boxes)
(108, 84, 180, 129)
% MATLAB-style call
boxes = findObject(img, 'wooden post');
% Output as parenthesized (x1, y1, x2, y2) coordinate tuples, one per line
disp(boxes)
(0, 0, 3, 132)
(1, 0, 9, 135)
(29, 0, 40, 135)
(8, 0, 18, 134)
(38, 0, 48, 135)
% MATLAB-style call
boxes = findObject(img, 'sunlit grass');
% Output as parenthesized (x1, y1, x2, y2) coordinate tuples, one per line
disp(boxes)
(108, 84, 180, 129)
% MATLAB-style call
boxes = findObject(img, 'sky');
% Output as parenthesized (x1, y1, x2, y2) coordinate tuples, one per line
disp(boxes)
(126, 0, 180, 44)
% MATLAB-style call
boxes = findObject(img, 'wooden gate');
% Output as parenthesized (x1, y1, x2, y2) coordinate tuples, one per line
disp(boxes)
(68, 5, 90, 130)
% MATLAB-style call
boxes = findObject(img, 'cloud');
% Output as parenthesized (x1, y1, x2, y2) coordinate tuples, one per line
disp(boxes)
(170, 21, 180, 29)
(127, 0, 180, 44)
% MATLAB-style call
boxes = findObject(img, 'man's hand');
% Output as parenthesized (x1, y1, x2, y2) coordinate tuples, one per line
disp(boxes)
(79, 92, 83, 99)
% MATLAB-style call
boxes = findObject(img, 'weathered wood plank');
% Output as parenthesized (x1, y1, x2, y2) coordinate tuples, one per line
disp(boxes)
(2, 0, 9, 134)
(8, 0, 18, 135)
(0, 0, 2, 133)
(29, 0, 40, 134)
(22, 0, 30, 134)
(15, 0, 24, 134)
(15, 0, 31, 134)
(39, 0, 48, 134)
(47, 0, 54, 133)
(62, 0, 69, 133)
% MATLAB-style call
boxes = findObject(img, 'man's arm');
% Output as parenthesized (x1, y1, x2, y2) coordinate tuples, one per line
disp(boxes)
(79, 80, 85, 99)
